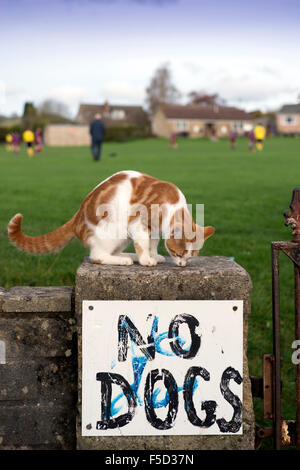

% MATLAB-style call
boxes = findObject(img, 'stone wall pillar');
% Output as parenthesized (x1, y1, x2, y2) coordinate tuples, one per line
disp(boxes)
(0, 286, 77, 450)
(75, 256, 255, 450)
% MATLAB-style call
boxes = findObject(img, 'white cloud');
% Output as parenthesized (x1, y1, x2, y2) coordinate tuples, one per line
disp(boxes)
(212, 70, 299, 111)
(43, 81, 146, 116)
(5, 85, 27, 96)
(0, 82, 28, 110)
(45, 85, 87, 114)
(174, 61, 300, 111)
(102, 80, 145, 104)
(0, 81, 6, 106)
(216, 74, 291, 103)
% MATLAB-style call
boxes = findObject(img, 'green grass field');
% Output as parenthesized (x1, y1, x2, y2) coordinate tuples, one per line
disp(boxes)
(1, 136, 299, 448)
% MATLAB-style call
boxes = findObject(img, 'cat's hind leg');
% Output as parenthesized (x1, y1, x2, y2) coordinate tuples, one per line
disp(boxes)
(101, 254, 133, 265)
(111, 240, 139, 263)
(89, 237, 133, 266)
(118, 253, 139, 262)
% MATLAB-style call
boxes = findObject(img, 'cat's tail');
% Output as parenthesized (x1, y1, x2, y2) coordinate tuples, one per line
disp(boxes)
(7, 213, 76, 254)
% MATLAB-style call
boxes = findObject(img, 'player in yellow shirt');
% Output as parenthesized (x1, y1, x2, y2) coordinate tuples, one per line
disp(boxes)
(254, 124, 266, 151)
(5, 133, 13, 151)
(23, 129, 35, 157)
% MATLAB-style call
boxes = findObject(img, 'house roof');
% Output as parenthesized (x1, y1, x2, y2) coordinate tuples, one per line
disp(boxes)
(76, 103, 148, 126)
(278, 104, 300, 114)
(159, 104, 251, 121)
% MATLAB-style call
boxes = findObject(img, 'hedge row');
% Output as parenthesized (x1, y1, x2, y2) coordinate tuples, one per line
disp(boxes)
(0, 122, 48, 142)
(103, 125, 152, 142)
(0, 124, 153, 143)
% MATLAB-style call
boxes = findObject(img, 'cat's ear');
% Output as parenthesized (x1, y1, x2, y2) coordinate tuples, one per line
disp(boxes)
(204, 226, 215, 240)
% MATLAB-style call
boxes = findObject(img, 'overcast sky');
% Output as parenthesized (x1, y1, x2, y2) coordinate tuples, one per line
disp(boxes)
(1, 0, 300, 117)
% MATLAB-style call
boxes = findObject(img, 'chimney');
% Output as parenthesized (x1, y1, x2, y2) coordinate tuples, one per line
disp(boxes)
(104, 101, 110, 116)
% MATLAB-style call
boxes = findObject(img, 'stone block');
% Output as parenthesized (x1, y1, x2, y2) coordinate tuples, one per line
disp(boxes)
(0, 314, 75, 360)
(75, 256, 255, 450)
(0, 288, 6, 312)
(0, 404, 76, 449)
(0, 358, 76, 404)
(0, 286, 77, 450)
(2, 286, 74, 313)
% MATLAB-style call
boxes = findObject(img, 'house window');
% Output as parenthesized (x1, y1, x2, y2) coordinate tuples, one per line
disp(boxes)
(111, 109, 125, 120)
(243, 123, 253, 132)
(233, 121, 243, 131)
(282, 115, 297, 125)
(174, 120, 189, 131)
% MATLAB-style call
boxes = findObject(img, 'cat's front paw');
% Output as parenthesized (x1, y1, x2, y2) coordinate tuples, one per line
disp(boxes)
(120, 257, 134, 266)
(139, 256, 157, 267)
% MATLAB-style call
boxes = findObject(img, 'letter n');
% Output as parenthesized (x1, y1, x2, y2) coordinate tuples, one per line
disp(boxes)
(118, 315, 157, 362)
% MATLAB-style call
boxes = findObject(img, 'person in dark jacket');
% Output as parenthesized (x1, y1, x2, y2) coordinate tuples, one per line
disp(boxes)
(89, 113, 106, 161)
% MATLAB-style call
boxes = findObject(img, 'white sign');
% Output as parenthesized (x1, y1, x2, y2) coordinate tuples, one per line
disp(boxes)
(82, 300, 243, 436)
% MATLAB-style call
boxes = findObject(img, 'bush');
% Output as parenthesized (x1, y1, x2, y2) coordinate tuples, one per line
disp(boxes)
(0, 124, 44, 142)
(0, 125, 23, 142)
(0, 116, 74, 142)
(104, 125, 152, 142)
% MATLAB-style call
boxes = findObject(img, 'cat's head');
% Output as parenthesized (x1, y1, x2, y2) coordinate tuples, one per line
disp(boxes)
(165, 210, 215, 266)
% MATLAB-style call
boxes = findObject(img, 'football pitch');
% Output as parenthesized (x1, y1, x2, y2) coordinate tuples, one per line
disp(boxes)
(1, 136, 300, 445)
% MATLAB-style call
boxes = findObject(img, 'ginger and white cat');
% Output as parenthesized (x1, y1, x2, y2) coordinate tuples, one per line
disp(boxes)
(8, 171, 214, 267)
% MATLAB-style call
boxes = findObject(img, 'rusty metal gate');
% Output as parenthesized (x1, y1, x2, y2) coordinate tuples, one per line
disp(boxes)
(251, 188, 300, 450)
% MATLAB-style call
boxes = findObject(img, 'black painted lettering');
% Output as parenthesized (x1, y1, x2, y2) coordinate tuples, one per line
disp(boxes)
(144, 368, 178, 429)
(96, 372, 137, 430)
(168, 314, 201, 359)
(183, 366, 217, 427)
(118, 315, 157, 362)
(216, 366, 243, 433)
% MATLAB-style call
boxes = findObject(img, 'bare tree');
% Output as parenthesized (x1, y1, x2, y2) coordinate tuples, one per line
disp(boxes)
(145, 64, 181, 115)
(38, 99, 70, 118)
(187, 91, 226, 107)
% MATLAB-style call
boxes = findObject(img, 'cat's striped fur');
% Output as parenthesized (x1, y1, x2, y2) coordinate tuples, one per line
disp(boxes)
(8, 171, 214, 267)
